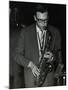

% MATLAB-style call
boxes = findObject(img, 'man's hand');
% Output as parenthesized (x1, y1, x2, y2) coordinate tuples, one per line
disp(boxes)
(44, 51, 53, 62)
(32, 64, 40, 77)
(28, 61, 40, 77)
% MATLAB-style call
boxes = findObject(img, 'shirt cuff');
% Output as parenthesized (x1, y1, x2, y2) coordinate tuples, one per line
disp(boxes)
(27, 61, 32, 67)
(27, 61, 34, 70)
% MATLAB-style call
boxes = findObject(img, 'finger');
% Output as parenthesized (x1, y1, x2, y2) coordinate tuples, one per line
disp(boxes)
(45, 53, 53, 59)
(35, 71, 40, 77)
(45, 52, 53, 56)
(32, 67, 36, 77)
(44, 54, 50, 58)
(32, 68, 39, 77)
(45, 51, 51, 54)
(34, 68, 40, 76)
(36, 68, 40, 72)
(32, 71, 37, 77)
(32, 66, 40, 77)
(47, 57, 54, 62)
(34, 66, 40, 72)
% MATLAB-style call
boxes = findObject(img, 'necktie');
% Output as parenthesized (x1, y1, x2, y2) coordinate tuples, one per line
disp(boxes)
(40, 31, 45, 50)
(37, 30, 46, 61)
(39, 31, 45, 61)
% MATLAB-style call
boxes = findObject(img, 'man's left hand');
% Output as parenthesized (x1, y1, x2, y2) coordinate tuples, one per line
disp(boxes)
(44, 51, 53, 62)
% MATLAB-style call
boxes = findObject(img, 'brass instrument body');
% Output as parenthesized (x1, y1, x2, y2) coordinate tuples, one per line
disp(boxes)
(34, 30, 57, 87)
(34, 50, 57, 87)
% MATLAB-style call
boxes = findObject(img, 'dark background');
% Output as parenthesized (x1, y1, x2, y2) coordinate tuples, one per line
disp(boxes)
(9, 1, 66, 89)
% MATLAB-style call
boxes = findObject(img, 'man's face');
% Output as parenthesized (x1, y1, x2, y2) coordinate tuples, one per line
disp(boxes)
(34, 11, 48, 30)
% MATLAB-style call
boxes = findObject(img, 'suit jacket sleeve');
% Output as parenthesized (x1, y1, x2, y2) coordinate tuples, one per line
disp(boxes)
(14, 29, 30, 67)
(54, 29, 63, 74)
(54, 30, 62, 64)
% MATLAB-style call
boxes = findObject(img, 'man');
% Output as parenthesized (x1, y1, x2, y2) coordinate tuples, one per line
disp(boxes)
(14, 4, 63, 88)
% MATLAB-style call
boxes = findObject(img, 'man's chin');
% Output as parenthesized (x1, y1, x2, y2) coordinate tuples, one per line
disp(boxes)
(41, 26, 47, 30)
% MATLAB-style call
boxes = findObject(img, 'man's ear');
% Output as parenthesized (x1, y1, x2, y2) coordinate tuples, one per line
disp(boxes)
(34, 15, 37, 21)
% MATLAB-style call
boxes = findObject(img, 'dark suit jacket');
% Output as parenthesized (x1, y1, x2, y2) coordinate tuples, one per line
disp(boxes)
(14, 23, 62, 87)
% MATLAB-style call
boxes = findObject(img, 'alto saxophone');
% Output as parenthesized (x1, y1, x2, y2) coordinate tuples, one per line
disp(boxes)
(34, 31, 57, 87)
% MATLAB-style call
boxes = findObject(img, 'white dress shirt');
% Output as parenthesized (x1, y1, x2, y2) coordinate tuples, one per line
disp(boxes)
(36, 25, 47, 61)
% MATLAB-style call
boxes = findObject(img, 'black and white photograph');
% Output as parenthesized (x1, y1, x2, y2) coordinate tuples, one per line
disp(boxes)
(9, 0, 66, 89)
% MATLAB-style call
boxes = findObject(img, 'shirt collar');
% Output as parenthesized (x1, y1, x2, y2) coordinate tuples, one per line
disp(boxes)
(36, 25, 47, 34)
(36, 25, 41, 33)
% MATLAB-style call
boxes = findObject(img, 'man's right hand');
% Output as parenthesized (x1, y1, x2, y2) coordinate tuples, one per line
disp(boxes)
(28, 61, 40, 77)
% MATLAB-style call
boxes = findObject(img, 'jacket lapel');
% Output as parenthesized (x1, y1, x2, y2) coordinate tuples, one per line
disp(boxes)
(47, 25, 54, 50)
(30, 24, 39, 64)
